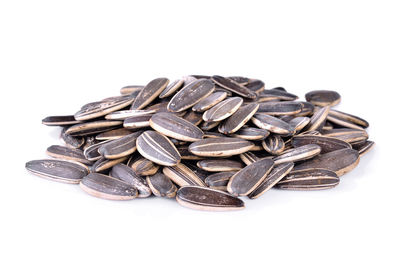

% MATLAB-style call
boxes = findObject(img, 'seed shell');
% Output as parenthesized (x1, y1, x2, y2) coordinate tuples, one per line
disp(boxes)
(262, 134, 285, 155)
(129, 157, 159, 176)
(276, 168, 339, 190)
(91, 156, 129, 172)
(305, 106, 330, 132)
(110, 163, 151, 197)
(159, 79, 184, 98)
(189, 138, 254, 157)
(42, 115, 81, 126)
(131, 77, 169, 110)
(202, 97, 243, 122)
(123, 115, 152, 129)
(211, 75, 257, 99)
(204, 171, 236, 191)
(239, 152, 260, 165)
(251, 114, 294, 135)
(245, 79, 265, 93)
(328, 109, 369, 128)
(292, 135, 351, 154)
(98, 131, 142, 159)
(352, 140, 375, 157)
(197, 159, 243, 172)
(273, 144, 321, 164)
(65, 120, 122, 136)
(105, 110, 155, 120)
(192, 91, 228, 112)
(219, 103, 259, 134)
(146, 172, 177, 198)
(163, 163, 206, 187)
(231, 127, 269, 140)
(60, 127, 85, 148)
(46, 145, 92, 165)
(257, 101, 302, 116)
(305, 90, 341, 107)
(120, 85, 144, 95)
(83, 140, 109, 161)
(96, 128, 133, 140)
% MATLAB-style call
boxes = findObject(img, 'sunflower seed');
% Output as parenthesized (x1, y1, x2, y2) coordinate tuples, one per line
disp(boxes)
(294, 148, 360, 176)
(146, 172, 177, 198)
(276, 168, 339, 190)
(211, 75, 257, 99)
(203, 97, 243, 122)
(239, 152, 260, 165)
(60, 127, 85, 148)
(42, 115, 81, 126)
(80, 173, 138, 200)
(131, 77, 169, 110)
(65, 120, 122, 136)
(176, 186, 245, 211)
(305, 106, 330, 132)
(248, 162, 294, 199)
(167, 79, 215, 112)
(105, 109, 155, 120)
(197, 159, 243, 172)
(191, 91, 228, 112)
(189, 137, 254, 157)
(183, 110, 203, 126)
(110, 163, 151, 197)
(227, 76, 251, 85)
(328, 109, 369, 128)
(83, 140, 109, 161)
(46, 145, 92, 165)
(352, 140, 374, 156)
(91, 156, 129, 172)
(149, 112, 204, 142)
(203, 131, 226, 138)
(322, 128, 368, 145)
(262, 134, 285, 155)
(288, 117, 310, 133)
(200, 120, 220, 131)
(231, 127, 270, 140)
(227, 158, 274, 196)
(136, 130, 181, 166)
(75, 96, 134, 121)
(292, 135, 351, 154)
(245, 79, 265, 93)
(96, 128, 133, 140)
(252, 114, 294, 135)
(305, 90, 341, 107)
(219, 103, 259, 134)
(123, 114, 152, 129)
(327, 114, 365, 130)
(257, 101, 302, 116)
(159, 79, 184, 98)
(25, 159, 88, 184)
(129, 157, 159, 176)
(163, 163, 206, 187)
(297, 101, 315, 116)
(273, 144, 321, 164)
(177, 146, 204, 160)
(98, 131, 142, 159)
(204, 171, 236, 191)
(260, 89, 298, 101)
(119, 85, 144, 95)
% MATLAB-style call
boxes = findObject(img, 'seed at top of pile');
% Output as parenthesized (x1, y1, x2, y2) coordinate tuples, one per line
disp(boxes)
(167, 79, 215, 112)
(120, 85, 144, 95)
(219, 103, 259, 134)
(252, 114, 294, 135)
(305, 90, 341, 107)
(328, 109, 369, 128)
(245, 79, 265, 93)
(136, 130, 181, 166)
(46, 145, 92, 165)
(188, 137, 254, 157)
(149, 112, 204, 142)
(98, 131, 142, 159)
(42, 115, 81, 126)
(202, 97, 243, 122)
(257, 101, 302, 116)
(291, 135, 351, 154)
(212, 75, 257, 99)
(321, 128, 368, 145)
(273, 144, 321, 164)
(176, 186, 245, 211)
(305, 106, 330, 132)
(131, 77, 169, 110)
(159, 79, 184, 98)
(65, 120, 122, 136)
(192, 91, 228, 112)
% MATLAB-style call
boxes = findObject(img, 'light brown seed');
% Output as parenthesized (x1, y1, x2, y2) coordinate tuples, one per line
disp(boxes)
(227, 158, 274, 196)
(146, 172, 177, 198)
(163, 163, 206, 187)
(176, 186, 245, 211)
(189, 138, 254, 157)
(131, 77, 169, 110)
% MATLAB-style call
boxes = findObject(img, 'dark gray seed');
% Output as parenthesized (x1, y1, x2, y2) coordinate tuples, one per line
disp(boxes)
(294, 148, 360, 176)
(80, 173, 138, 200)
(130, 157, 159, 176)
(211, 75, 257, 99)
(42, 115, 81, 126)
(328, 109, 369, 128)
(191, 75, 211, 79)
(262, 134, 285, 155)
(185, 162, 210, 181)
(65, 120, 122, 136)
(239, 152, 260, 165)
(276, 168, 339, 190)
(91, 156, 129, 172)
(83, 140, 109, 161)
(260, 89, 298, 101)
(136, 130, 181, 166)
(159, 79, 184, 98)
(149, 112, 204, 142)
(120, 85, 144, 95)
(197, 159, 243, 172)
(327, 114, 365, 130)
(105, 109, 155, 120)
(123, 114, 152, 129)
(256, 94, 281, 102)
(227, 158, 274, 196)
(214, 86, 233, 96)
(288, 116, 311, 134)
(177, 146, 204, 160)
(60, 127, 85, 148)
(305, 90, 341, 107)
(203, 131, 226, 138)
(298, 130, 321, 136)
(257, 101, 302, 116)
(270, 87, 286, 92)
(25, 159, 88, 184)
(146, 172, 177, 198)
(352, 140, 375, 157)
(176, 186, 245, 211)
(163, 163, 206, 187)
(305, 106, 330, 132)
(110, 164, 151, 197)
(183, 110, 203, 126)
(98, 131, 142, 159)
(292, 135, 351, 154)
(75, 96, 134, 121)
(245, 80, 265, 93)
(96, 128, 133, 140)
(219, 103, 259, 134)
(167, 79, 215, 112)
(273, 144, 321, 164)
(248, 162, 294, 199)
(322, 128, 368, 145)
(231, 127, 270, 141)
(279, 115, 296, 122)
(131, 77, 169, 110)
(200, 120, 220, 131)
(252, 114, 294, 135)
(46, 145, 92, 165)
(297, 102, 315, 117)
(227, 76, 251, 85)
(189, 138, 254, 157)
(192, 91, 228, 112)
(203, 97, 243, 122)
(205, 171, 236, 191)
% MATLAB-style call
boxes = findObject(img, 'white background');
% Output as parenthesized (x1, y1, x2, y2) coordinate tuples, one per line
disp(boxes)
(1, 1, 399, 268)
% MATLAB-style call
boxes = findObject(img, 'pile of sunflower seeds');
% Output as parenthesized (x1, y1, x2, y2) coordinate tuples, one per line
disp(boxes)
(25, 75, 374, 211)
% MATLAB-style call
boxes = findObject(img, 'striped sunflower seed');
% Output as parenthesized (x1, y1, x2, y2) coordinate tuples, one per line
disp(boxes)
(202, 97, 243, 122)
(163, 163, 206, 187)
(276, 168, 339, 190)
(189, 137, 254, 157)
(65, 120, 122, 136)
(305, 106, 330, 132)
(219, 103, 259, 134)
(257, 101, 302, 116)
(98, 131, 142, 159)
(328, 109, 369, 128)
(212, 75, 257, 99)
(119, 85, 144, 95)
(204, 171, 236, 191)
(131, 77, 169, 110)
(46, 145, 92, 165)
(352, 140, 374, 157)
(239, 152, 260, 165)
(91, 156, 129, 172)
(197, 159, 243, 172)
(95, 128, 133, 140)
(105, 109, 155, 120)
(42, 115, 81, 126)
(192, 91, 228, 112)
(251, 114, 294, 135)
(146, 172, 177, 198)
(305, 90, 341, 107)
(129, 156, 159, 176)
(123, 114, 152, 129)
(273, 144, 321, 164)
(322, 128, 368, 145)
(245, 79, 265, 93)
(110, 163, 151, 197)
(292, 135, 351, 154)
(183, 110, 203, 126)
(83, 140, 109, 161)
(262, 134, 285, 155)
(159, 79, 184, 98)
(60, 127, 85, 148)
(231, 127, 270, 140)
